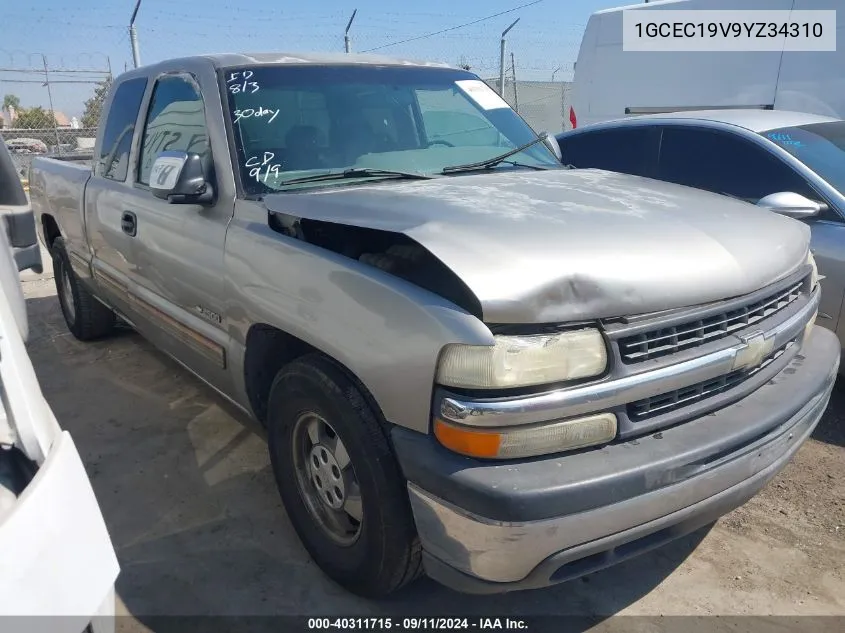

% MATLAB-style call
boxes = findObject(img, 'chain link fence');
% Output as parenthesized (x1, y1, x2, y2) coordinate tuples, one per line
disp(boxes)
(484, 78, 573, 135)
(1, 59, 110, 188)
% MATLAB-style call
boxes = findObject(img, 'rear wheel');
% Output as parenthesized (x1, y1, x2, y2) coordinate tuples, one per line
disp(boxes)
(266, 354, 422, 598)
(52, 237, 115, 341)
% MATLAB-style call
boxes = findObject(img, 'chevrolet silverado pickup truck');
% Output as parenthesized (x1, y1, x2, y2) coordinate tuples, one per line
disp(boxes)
(29, 53, 840, 598)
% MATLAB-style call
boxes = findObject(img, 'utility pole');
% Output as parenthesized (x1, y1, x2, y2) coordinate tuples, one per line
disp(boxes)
(511, 52, 518, 112)
(499, 18, 519, 97)
(344, 9, 358, 53)
(41, 55, 62, 151)
(129, 0, 142, 68)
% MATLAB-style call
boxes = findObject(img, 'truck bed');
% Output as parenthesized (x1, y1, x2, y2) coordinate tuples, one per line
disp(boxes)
(28, 156, 92, 254)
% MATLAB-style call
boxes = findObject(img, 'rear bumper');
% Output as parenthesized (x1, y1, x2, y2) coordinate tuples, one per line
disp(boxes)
(392, 326, 839, 594)
(0, 431, 119, 630)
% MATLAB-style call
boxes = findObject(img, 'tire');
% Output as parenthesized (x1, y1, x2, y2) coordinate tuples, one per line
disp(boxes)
(52, 237, 115, 341)
(266, 354, 422, 598)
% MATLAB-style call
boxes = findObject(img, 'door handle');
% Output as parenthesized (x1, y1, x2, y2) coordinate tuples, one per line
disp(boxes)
(121, 211, 137, 237)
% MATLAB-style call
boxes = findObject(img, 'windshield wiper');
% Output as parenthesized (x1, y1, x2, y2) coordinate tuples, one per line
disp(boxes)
(441, 134, 554, 174)
(275, 167, 434, 189)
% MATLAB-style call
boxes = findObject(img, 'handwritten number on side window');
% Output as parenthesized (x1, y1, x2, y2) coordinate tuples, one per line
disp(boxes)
(246, 152, 281, 183)
(227, 70, 259, 94)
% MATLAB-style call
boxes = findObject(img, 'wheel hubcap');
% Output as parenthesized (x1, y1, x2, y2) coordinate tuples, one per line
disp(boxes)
(59, 264, 75, 323)
(292, 412, 362, 546)
(309, 444, 346, 509)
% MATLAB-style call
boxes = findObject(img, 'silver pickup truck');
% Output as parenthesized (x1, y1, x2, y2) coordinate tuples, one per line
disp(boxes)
(29, 53, 840, 598)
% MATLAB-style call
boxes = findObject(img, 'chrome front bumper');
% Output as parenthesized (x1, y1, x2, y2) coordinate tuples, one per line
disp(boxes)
(393, 326, 839, 594)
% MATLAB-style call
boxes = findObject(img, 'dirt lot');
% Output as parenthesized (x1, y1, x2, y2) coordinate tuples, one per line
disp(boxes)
(19, 252, 845, 630)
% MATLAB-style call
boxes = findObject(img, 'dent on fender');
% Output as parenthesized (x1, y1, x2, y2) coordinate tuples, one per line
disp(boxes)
(224, 208, 493, 433)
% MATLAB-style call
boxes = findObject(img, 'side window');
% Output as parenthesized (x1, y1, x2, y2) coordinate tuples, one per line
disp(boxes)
(657, 127, 817, 203)
(558, 128, 655, 177)
(137, 75, 209, 185)
(96, 78, 147, 181)
(416, 89, 500, 147)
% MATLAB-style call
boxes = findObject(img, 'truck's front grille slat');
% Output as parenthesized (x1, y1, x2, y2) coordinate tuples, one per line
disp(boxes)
(627, 339, 795, 421)
(619, 280, 803, 363)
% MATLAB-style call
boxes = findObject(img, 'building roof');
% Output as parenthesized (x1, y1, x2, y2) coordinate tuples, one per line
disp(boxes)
(1, 106, 72, 128)
(52, 111, 71, 127)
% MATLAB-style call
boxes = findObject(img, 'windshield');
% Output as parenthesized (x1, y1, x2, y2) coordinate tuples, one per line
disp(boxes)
(762, 122, 845, 196)
(222, 64, 559, 195)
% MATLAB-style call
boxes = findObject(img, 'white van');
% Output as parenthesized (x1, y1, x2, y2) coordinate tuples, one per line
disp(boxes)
(566, 0, 845, 130)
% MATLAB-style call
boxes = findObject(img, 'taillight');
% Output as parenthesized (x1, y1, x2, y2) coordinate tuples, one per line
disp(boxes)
(569, 106, 577, 129)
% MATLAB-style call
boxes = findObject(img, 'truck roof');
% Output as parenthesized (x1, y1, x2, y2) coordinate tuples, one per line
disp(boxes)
(134, 52, 455, 73)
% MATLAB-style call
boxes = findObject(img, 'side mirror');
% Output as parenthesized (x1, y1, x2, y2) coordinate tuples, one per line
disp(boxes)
(756, 191, 826, 220)
(150, 151, 214, 205)
(540, 132, 562, 161)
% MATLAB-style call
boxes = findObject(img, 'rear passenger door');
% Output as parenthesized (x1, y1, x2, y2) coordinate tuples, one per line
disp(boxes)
(557, 127, 660, 178)
(84, 77, 148, 315)
(121, 71, 236, 393)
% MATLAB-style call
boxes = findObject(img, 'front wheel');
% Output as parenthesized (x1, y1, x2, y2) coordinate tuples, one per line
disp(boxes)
(266, 354, 422, 598)
(52, 237, 115, 341)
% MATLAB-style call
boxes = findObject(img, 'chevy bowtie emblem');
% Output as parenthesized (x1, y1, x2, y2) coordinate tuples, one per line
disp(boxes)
(732, 331, 775, 371)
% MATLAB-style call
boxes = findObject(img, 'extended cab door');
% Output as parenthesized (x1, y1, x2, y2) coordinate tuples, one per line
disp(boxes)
(84, 77, 148, 315)
(120, 69, 236, 394)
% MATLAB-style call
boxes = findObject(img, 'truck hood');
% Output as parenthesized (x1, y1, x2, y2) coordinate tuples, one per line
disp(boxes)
(263, 168, 810, 324)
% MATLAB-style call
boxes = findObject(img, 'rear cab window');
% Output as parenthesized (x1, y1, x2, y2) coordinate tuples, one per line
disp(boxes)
(96, 78, 147, 181)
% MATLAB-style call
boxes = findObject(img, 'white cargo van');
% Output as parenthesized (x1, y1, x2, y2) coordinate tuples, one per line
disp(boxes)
(566, 0, 845, 130)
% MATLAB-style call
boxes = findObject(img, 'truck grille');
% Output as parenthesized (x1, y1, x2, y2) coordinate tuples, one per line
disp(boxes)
(627, 339, 795, 421)
(619, 280, 804, 363)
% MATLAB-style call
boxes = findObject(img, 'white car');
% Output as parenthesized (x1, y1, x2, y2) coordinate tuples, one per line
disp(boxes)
(0, 137, 119, 633)
(566, 0, 845, 130)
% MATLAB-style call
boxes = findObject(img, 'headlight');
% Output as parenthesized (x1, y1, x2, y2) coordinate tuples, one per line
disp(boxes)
(808, 251, 819, 290)
(435, 328, 607, 389)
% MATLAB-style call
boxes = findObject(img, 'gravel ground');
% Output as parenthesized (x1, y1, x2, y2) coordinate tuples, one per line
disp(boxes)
(18, 252, 845, 631)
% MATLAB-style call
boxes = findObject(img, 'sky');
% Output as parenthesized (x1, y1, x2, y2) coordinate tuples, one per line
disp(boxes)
(0, 0, 627, 118)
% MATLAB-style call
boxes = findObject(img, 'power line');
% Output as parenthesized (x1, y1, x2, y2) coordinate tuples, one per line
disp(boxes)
(361, 0, 546, 53)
